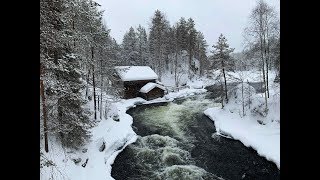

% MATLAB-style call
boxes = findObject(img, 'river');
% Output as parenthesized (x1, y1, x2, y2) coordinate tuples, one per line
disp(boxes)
(111, 93, 280, 180)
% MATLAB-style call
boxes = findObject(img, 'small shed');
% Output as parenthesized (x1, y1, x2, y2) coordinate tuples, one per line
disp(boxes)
(113, 66, 164, 99)
(139, 82, 165, 100)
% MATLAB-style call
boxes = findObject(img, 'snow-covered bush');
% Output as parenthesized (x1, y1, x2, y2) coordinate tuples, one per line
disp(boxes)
(227, 83, 256, 116)
(229, 83, 255, 105)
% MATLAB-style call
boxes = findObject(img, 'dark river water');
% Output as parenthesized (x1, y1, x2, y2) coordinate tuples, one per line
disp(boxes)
(111, 93, 280, 180)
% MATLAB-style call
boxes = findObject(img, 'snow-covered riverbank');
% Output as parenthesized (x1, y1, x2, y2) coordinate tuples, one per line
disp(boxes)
(40, 87, 208, 180)
(204, 82, 280, 169)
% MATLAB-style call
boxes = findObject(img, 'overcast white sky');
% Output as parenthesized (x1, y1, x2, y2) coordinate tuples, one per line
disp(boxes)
(95, 0, 279, 53)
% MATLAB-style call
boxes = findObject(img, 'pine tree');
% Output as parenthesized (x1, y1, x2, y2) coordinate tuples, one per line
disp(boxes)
(177, 17, 188, 51)
(212, 34, 235, 104)
(149, 10, 170, 79)
(56, 54, 92, 148)
(195, 32, 208, 76)
(186, 18, 197, 76)
(122, 27, 139, 65)
(172, 24, 180, 86)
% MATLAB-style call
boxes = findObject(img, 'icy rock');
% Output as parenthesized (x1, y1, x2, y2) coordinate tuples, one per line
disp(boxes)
(191, 84, 203, 89)
(257, 119, 266, 125)
(134, 101, 143, 105)
(96, 138, 106, 152)
(72, 158, 82, 164)
(113, 114, 119, 121)
(81, 158, 88, 167)
(99, 141, 106, 152)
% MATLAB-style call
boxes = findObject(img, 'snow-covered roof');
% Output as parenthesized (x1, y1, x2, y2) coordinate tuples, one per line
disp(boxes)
(114, 66, 158, 81)
(140, 82, 165, 93)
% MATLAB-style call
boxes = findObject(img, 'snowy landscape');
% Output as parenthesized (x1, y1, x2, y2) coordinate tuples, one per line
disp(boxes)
(40, 0, 280, 179)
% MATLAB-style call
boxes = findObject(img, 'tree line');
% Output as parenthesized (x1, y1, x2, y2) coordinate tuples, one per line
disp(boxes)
(118, 10, 209, 82)
(40, 0, 119, 151)
(209, 0, 280, 114)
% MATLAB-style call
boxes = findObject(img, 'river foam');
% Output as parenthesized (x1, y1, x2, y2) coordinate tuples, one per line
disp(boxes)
(112, 94, 279, 180)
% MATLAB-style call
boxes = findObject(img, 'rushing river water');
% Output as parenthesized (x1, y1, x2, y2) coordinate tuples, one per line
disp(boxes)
(111, 93, 280, 180)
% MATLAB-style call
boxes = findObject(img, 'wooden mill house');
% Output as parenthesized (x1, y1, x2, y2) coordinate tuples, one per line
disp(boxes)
(113, 66, 165, 100)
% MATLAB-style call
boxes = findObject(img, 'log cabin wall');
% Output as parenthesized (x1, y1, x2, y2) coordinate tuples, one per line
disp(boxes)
(123, 80, 156, 99)
(144, 87, 165, 100)
(111, 75, 125, 98)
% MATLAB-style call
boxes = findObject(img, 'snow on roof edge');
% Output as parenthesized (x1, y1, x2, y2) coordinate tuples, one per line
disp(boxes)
(140, 82, 165, 93)
(115, 66, 158, 81)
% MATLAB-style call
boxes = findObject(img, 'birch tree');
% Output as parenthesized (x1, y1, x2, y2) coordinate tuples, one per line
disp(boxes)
(244, 0, 279, 112)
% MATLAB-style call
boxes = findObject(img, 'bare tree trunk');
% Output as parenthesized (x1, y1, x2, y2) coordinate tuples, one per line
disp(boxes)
(266, 58, 269, 98)
(263, 30, 269, 98)
(97, 95, 100, 111)
(175, 52, 178, 87)
(85, 69, 90, 99)
(265, 30, 270, 98)
(166, 54, 169, 70)
(260, 68, 263, 91)
(188, 47, 192, 79)
(91, 47, 97, 120)
(100, 60, 103, 120)
(260, 13, 268, 111)
(100, 93, 103, 119)
(158, 50, 162, 81)
(222, 64, 228, 103)
(241, 81, 245, 117)
(40, 79, 49, 153)
(93, 69, 97, 120)
(260, 43, 268, 111)
(220, 81, 224, 109)
(199, 51, 203, 76)
(247, 80, 251, 109)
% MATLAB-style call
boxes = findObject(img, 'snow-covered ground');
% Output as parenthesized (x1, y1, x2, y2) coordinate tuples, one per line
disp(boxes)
(204, 80, 280, 169)
(161, 69, 275, 91)
(40, 95, 145, 180)
(209, 69, 277, 83)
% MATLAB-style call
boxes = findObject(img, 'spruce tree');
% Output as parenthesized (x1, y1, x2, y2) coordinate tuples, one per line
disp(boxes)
(136, 25, 149, 66)
(122, 27, 139, 65)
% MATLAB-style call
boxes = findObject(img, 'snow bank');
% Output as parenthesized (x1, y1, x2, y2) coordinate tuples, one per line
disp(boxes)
(187, 80, 204, 89)
(115, 66, 158, 81)
(209, 70, 277, 83)
(164, 88, 207, 101)
(204, 82, 280, 169)
(41, 97, 146, 180)
(204, 108, 280, 169)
